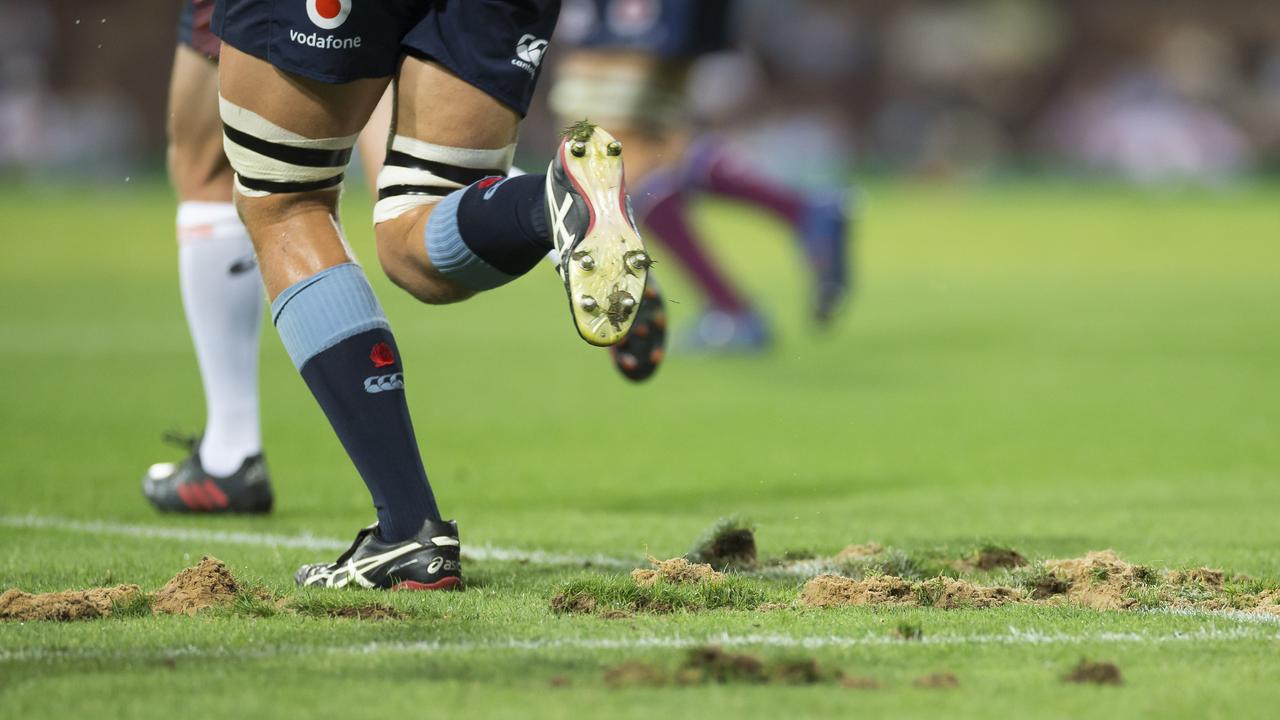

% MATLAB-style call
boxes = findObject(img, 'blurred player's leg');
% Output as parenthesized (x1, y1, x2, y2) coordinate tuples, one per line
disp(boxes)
(683, 139, 854, 325)
(141, 15, 273, 513)
(550, 0, 855, 349)
(169, 46, 263, 477)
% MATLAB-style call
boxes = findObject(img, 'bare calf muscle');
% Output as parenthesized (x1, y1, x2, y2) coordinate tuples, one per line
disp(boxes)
(168, 46, 234, 202)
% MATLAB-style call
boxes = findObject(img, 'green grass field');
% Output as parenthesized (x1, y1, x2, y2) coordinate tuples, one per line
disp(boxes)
(1, 181, 1278, 718)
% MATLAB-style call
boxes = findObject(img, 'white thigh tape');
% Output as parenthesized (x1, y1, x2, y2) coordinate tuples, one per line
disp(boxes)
(219, 96, 359, 195)
(373, 136, 516, 223)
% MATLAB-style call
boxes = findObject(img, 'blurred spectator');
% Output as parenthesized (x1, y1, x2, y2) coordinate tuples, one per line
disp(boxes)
(3, 0, 1280, 183)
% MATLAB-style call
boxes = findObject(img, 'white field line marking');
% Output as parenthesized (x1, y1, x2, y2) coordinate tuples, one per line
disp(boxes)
(1146, 607, 1280, 626)
(1, 626, 1278, 664)
(0, 514, 635, 569)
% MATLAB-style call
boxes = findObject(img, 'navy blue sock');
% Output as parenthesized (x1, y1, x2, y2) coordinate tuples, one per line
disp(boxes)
(425, 174, 551, 291)
(272, 263, 440, 542)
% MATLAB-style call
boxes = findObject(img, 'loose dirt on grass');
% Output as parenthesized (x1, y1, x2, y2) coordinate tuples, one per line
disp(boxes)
(631, 557, 724, 588)
(1063, 660, 1123, 686)
(838, 674, 881, 689)
(602, 646, 839, 688)
(549, 592, 598, 614)
(955, 546, 1028, 572)
(603, 662, 667, 688)
(317, 604, 406, 621)
(553, 557, 734, 616)
(1038, 550, 1156, 611)
(800, 574, 1022, 609)
(833, 543, 884, 563)
(914, 673, 960, 689)
(0, 556, 409, 623)
(151, 556, 240, 616)
(795, 546, 1280, 617)
(0, 584, 142, 621)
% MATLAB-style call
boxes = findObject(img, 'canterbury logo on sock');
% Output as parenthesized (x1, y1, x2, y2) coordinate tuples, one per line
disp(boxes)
(364, 373, 404, 394)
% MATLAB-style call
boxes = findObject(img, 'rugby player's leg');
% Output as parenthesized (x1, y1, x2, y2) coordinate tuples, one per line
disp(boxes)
(372, 57, 650, 346)
(142, 43, 274, 514)
(217, 45, 445, 546)
(355, 88, 393, 194)
(168, 45, 265, 476)
(371, 59, 530, 307)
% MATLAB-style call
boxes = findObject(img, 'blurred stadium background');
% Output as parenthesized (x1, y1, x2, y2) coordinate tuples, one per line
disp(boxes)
(4, 0, 1279, 185)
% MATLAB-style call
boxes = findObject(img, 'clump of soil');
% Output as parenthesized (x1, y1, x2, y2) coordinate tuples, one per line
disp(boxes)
(321, 603, 406, 621)
(603, 662, 667, 688)
(1254, 590, 1280, 614)
(920, 577, 1023, 609)
(770, 658, 825, 685)
(631, 557, 724, 588)
(1166, 568, 1225, 588)
(972, 546, 1028, 571)
(688, 517, 757, 570)
(1063, 660, 1123, 685)
(152, 556, 239, 616)
(602, 646, 840, 688)
(834, 543, 883, 563)
(800, 574, 1021, 609)
(0, 585, 142, 622)
(1023, 569, 1071, 599)
(798, 546, 1280, 617)
(801, 574, 914, 608)
(1040, 550, 1157, 611)
(948, 546, 1028, 574)
(677, 646, 767, 684)
(550, 592, 597, 615)
(838, 674, 880, 689)
(914, 672, 959, 689)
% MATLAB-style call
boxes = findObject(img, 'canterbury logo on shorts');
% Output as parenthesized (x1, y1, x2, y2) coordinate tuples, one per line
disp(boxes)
(512, 34, 548, 75)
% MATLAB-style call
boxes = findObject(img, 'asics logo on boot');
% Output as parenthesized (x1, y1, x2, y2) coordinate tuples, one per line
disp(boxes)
(548, 192, 576, 253)
(363, 373, 404, 394)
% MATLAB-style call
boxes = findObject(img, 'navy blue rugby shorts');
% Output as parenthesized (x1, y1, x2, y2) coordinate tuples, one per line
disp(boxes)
(213, 0, 561, 115)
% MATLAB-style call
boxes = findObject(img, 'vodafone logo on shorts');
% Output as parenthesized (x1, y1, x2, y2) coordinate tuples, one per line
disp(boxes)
(306, 0, 351, 30)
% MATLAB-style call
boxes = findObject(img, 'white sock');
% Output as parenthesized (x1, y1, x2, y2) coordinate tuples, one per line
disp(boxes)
(177, 202, 264, 476)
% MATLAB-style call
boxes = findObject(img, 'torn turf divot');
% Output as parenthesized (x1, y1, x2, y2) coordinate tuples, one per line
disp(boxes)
(632, 557, 724, 587)
(0, 585, 142, 621)
(1063, 660, 1123, 685)
(151, 556, 239, 616)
